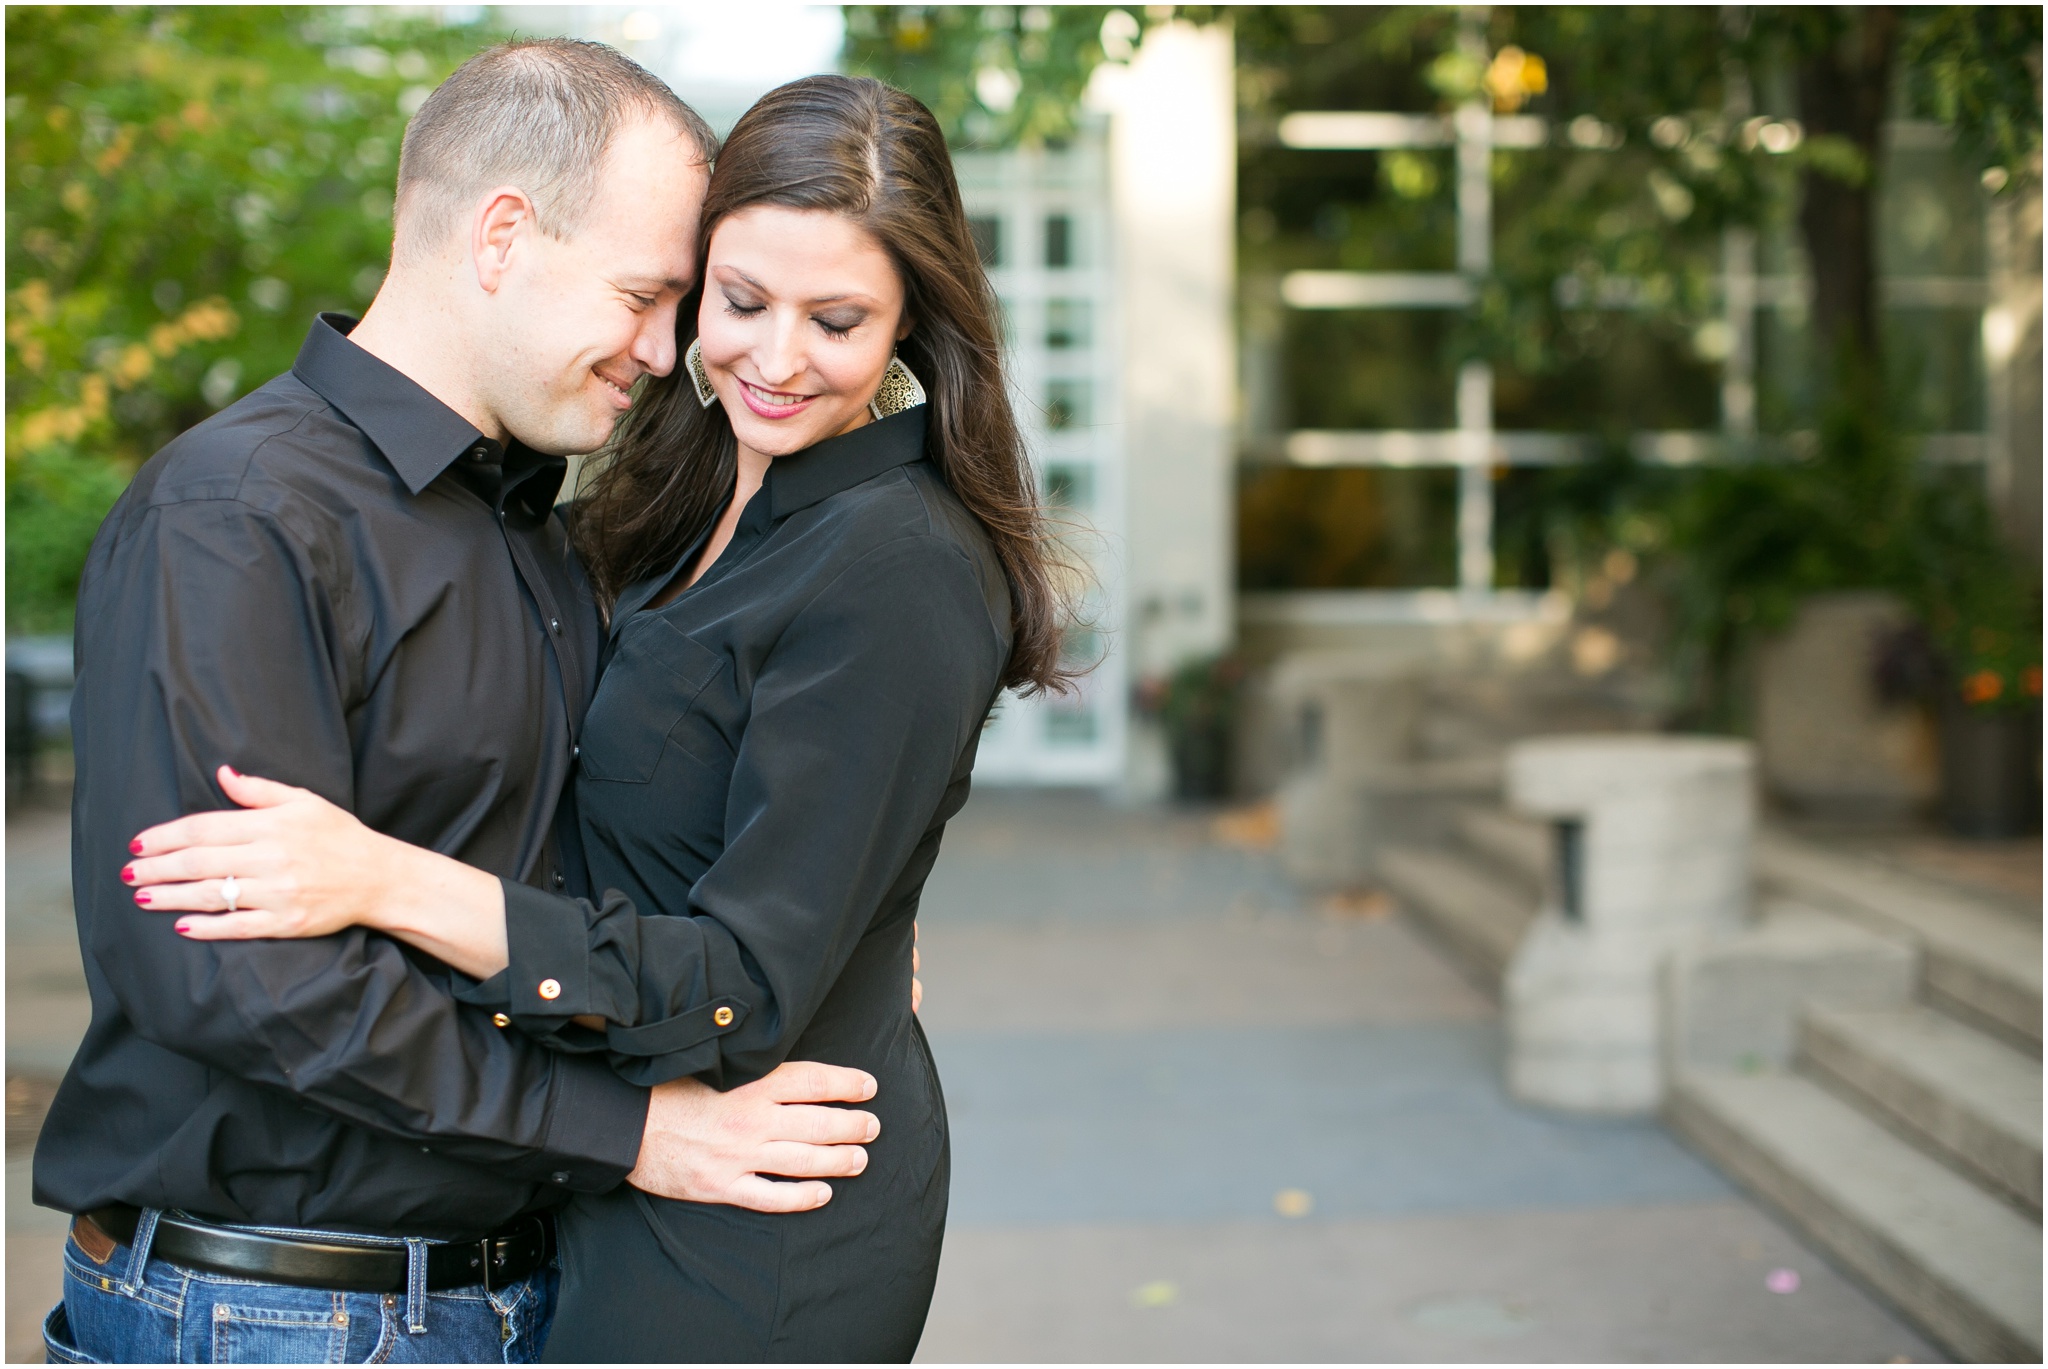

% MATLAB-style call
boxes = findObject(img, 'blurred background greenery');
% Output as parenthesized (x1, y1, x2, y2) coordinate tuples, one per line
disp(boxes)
(7, 4, 2041, 725)
(5, 5, 504, 633)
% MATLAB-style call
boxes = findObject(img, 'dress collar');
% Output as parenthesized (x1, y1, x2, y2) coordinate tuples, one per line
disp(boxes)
(763, 405, 928, 521)
(611, 404, 932, 632)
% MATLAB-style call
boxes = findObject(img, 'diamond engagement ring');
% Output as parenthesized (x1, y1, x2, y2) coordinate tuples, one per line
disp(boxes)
(222, 875, 240, 913)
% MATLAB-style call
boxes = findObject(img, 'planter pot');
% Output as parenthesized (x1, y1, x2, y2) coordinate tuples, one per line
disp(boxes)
(1938, 700, 2042, 838)
(1753, 592, 1938, 820)
(1168, 714, 1233, 801)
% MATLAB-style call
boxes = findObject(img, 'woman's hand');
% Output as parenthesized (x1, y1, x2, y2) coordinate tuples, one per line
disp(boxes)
(128, 765, 422, 942)
(131, 758, 399, 942)
(129, 765, 510, 976)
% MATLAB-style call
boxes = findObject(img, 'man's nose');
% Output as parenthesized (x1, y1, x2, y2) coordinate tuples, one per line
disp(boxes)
(634, 301, 680, 379)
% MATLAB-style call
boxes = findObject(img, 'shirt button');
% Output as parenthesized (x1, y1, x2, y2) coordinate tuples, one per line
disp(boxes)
(549, 618, 561, 634)
(571, 744, 581, 761)
(713, 1006, 735, 1027)
(538, 978, 562, 1001)
(492, 1013, 511, 1028)
(551, 871, 566, 890)
(551, 1171, 569, 1184)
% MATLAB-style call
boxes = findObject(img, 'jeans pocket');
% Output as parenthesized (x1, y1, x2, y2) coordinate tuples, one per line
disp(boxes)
(208, 1295, 350, 1364)
(42, 1303, 104, 1364)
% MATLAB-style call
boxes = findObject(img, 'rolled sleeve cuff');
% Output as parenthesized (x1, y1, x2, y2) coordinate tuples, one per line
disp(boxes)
(501, 878, 599, 1018)
(516, 1055, 649, 1193)
(601, 995, 751, 1088)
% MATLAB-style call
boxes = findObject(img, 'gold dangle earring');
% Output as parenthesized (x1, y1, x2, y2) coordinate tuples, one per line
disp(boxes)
(868, 353, 928, 420)
(685, 338, 718, 409)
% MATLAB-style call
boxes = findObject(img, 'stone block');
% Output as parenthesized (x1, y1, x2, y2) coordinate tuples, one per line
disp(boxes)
(1506, 917, 1670, 1112)
(1507, 734, 1754, 936)
(1662, 903, 1917, 1076)
(1503, 734, 1759, 1113)
(1272, 653, 1424, 888)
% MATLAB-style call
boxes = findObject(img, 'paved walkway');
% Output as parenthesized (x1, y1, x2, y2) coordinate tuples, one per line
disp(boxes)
(6, 788, 1944, 1362)
(7, 797, 84, 1364)
(912, 790, 1940, 1361)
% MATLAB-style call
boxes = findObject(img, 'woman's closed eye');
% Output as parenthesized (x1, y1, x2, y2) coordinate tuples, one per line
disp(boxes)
(813, 310, 866, 338)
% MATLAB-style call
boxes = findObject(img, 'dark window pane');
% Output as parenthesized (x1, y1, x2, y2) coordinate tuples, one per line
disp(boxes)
(1236, 466, 1458, 589)
(1885, 307, 1987, 431)
(1281, 310, 1458, 429)
(1493, 316, 1720, 432)
(1490, 466, 1559, 590)
(1046, 298, 1090, 349)
(1045, 378, 1090, 429)
(1044, 461, 1094, 508)
(1044, 213, 1072, 268)
(1755, 309, 1818, 431)
(1878, 146, 1986, 277)
(968, 215, 1001, 268)
(1237, 146, 1456, 274)
(1755, 306, 1985, 434)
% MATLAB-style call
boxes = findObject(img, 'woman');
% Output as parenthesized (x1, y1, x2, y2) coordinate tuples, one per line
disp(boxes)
(123, 74, 1073, 1361)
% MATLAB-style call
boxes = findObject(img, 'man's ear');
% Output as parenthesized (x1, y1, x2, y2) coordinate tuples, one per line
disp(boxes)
(471, 185, 537, 294)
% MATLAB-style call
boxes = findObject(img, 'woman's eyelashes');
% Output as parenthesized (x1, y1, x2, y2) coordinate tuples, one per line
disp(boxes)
(718, 289, 867, 339)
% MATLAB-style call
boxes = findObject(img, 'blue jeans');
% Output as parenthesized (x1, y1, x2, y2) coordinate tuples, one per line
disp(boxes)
(44, 1209, 557, 1363)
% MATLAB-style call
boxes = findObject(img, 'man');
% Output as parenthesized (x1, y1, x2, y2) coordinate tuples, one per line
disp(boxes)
(36, 39, 878, 1363)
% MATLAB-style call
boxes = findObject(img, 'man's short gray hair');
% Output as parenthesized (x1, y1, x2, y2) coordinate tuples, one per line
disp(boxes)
(393, 37, 715, 264)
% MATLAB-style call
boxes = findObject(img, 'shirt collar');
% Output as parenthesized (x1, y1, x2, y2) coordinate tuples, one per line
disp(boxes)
(291, 313, 499, 496)
(763, 405, 929, 522)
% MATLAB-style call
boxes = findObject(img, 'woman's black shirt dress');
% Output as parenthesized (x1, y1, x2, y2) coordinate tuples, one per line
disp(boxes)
(485, 407, 1011, 1361)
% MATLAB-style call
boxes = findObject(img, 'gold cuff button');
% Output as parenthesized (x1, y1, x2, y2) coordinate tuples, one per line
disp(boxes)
(538, 978, 562, 1001)
(492, 1013, 511, 1028)
(713, 1006, 735, 1027)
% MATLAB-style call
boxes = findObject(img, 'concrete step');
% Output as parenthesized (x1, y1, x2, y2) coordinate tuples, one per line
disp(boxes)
(1757, 830, 2042, 1054)
(1450, 804, 1548, 895)
(1379, 844, 1538, 986)
(1669, 1068, 2042, 1363)
(1801, 1002, 2043, 1214)
(1664, 902, 1918, 1076)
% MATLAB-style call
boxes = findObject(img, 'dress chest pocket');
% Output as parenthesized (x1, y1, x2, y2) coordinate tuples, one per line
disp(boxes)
(580, 618, 730, 784)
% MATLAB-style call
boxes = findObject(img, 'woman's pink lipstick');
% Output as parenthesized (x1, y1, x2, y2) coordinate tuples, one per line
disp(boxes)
(737, 378, 816, 420)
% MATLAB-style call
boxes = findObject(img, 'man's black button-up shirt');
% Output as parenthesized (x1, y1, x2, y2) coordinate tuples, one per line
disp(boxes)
(33, 314, 650, 1239)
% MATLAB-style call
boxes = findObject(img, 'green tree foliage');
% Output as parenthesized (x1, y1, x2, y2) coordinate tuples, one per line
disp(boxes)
(842, 5, 1154, 148)
(848, 4, 2038, 721)
(1901, 5, 2045, 180)
(4, 5, 501, 633)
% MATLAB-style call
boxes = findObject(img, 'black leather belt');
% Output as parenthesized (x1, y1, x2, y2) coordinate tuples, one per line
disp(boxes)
(80, 1204, 552, 1293)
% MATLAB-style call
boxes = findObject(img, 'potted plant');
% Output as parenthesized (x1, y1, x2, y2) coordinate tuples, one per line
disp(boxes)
(1137, 654, 1244, 802)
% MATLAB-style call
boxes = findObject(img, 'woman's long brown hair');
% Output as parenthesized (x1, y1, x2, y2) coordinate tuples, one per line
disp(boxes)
(571, 74, 1076, 696)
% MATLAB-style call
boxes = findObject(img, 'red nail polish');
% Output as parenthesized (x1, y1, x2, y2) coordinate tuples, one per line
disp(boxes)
(129, 839, 144, 855)
(121, 865, 136, 885)
(133, 890, 151, 906)
(174, 922, 191, 935)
